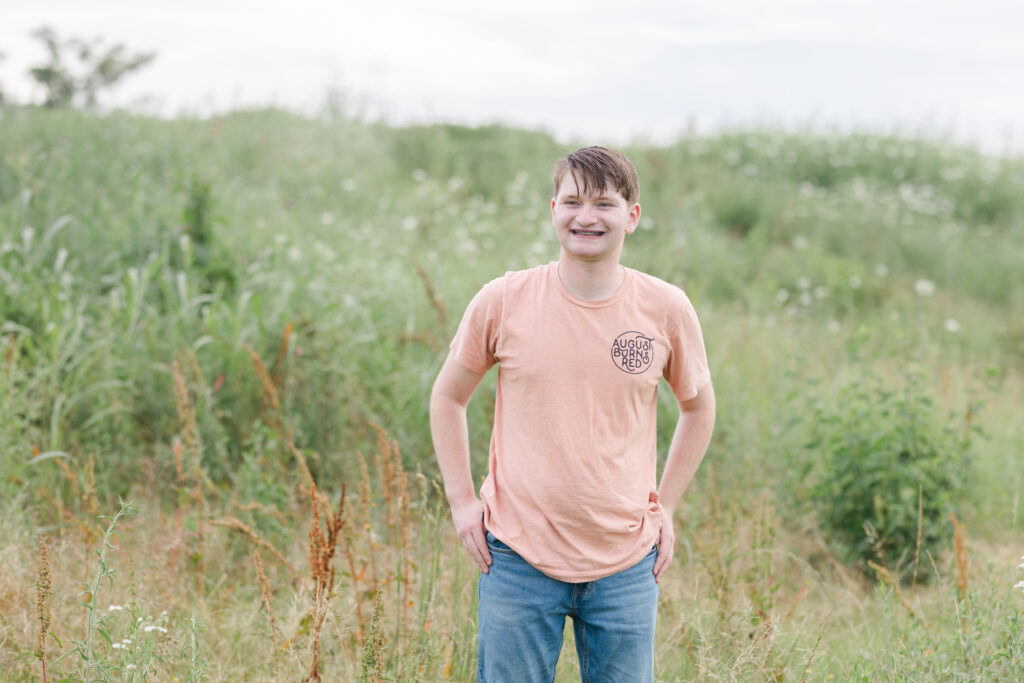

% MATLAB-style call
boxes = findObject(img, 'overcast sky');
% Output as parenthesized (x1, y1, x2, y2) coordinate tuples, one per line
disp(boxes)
(2, 0, 1023, 152)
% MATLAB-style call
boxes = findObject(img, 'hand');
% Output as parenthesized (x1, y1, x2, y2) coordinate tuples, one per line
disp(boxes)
(653, 507, 675, 583)
(451, 497, 492, 573)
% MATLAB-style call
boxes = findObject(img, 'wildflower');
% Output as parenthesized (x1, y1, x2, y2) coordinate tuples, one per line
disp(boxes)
(792, 235, 808, 250)
(914, 279, 935, 297)
(827, 320, 841, 334)
(944, 319, 961, 333)
(447, 177, 464, 191)
(797, 276, 811, 290)
(341, 179, 358, 192)
(875, 263, 889, 277)
(1015, 581, 1024, 591)
(814, 286, 828, 300)
(108, 605, 123, 611)
(775, 288, 790, 303)
(849, 275, 862, 289)
(401, 216, 419, 231)
(412, 169, 427, 182)
(319, 212, 334, 226)
(112, 643, 125, 649)
(144, 625, 168, 634)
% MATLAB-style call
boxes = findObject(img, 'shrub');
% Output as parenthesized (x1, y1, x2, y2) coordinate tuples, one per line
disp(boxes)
(803, 368, 969, 581)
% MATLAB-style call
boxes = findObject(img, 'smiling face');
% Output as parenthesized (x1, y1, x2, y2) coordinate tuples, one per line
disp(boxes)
(551, 172, 640, 265)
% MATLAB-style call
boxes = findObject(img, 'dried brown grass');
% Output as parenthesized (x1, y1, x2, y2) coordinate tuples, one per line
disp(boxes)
(253, 550, 281, 679)
(306, 482, 346, 682)
(34, 535, 51, 683)
(209, 516, 297, 576)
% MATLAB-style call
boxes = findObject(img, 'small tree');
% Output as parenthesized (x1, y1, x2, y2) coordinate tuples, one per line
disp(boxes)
(27, 26, 155, 108)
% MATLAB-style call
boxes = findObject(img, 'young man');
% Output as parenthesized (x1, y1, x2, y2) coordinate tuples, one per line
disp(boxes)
(430, 146, 716, 682)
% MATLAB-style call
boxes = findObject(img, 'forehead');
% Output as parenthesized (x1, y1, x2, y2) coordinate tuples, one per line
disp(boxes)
(555, 171, 621, 199)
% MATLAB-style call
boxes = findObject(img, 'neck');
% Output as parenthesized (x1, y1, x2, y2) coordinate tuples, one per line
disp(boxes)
(557, 253, 625, 300)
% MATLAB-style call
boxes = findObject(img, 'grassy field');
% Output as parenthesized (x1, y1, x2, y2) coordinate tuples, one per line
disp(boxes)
(1, 106, 1023, 681)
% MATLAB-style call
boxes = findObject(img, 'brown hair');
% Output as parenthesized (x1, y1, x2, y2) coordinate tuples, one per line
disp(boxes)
(552, 146, 639, 204)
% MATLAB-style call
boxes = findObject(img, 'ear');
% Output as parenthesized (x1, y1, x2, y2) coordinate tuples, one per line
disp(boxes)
(625, 202, 641, 235)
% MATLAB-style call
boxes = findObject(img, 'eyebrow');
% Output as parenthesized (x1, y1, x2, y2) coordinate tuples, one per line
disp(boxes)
(560, 193, 618, 201)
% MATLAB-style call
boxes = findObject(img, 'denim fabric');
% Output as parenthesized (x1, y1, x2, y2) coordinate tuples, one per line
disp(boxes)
(477, 532, 659, 683)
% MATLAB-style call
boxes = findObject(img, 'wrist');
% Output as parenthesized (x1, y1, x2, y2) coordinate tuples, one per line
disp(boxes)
(446, 489, 480, 511)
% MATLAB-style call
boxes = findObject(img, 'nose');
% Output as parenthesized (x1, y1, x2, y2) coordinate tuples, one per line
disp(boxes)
(576, 203, 597, 226)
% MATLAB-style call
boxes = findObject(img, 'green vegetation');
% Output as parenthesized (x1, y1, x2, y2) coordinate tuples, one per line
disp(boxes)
(27, 26, 156, 108)
(1, 106, 1023, 680)
(802, 369, 970, 581)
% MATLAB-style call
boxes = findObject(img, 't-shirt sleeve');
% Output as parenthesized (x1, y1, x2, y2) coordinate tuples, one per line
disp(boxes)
(663, 290, 711, 402)
(449, 276, 504, 373)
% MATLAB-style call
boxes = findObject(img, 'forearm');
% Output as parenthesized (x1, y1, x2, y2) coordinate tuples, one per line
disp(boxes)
(429, 392, 478, 508)
(657, 401, 715, 514)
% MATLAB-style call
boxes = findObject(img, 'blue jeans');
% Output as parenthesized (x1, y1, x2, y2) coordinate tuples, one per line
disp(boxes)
(477, 532, 659, 683)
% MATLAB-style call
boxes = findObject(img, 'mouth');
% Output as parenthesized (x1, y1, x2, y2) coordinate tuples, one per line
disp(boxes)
(570, 229, 605, 238)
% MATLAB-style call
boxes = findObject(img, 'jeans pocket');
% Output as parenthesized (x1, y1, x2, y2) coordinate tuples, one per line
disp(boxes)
(485, 531, 518, 555)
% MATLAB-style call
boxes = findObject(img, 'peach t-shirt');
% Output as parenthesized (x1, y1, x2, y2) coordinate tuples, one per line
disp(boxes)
(450, 262, 711, 582)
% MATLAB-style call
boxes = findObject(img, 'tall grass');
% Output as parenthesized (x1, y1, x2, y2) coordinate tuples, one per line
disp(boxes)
(1, 106, 1023, 679)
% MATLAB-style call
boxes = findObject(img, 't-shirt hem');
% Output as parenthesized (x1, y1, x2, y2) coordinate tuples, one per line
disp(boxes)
(676, 368, 712, 402)
(452, 349, 492, 375)
(530, 540, 659, 583)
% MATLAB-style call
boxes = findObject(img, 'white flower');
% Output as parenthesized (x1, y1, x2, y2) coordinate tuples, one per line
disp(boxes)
(126, 664, 136, 670)
(944, 319, 961, 333)
(447, 177, 464, 191)
(1015, 581, 1024, 590)
(792, 235, 808, 250)
(412, 169, 427, 182)
(54, 248, 69, 273)
(797, 276, 812, 291)
(319, 212, 334, 226)
(112, 643, 125, 649)
(341, 179, 358, 192)
(814, 286, 829, 300)
(122, 638, 132, 644)
(875, 263, 889, 277)
(775, 288, 790, 303)
(914, 279, 936, 297)
(827, 320, 841, 334)
(849, 275, 862, 289)
(108, 605, 123, 611)
(144, 625, 169, 634)
(401, 216, 419, 231)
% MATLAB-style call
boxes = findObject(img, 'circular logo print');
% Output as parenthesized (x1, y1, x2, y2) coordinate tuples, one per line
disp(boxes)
(610, 331, 654, 374)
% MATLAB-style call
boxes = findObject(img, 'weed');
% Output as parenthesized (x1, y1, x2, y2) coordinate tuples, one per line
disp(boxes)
(35, 535, 52, 682)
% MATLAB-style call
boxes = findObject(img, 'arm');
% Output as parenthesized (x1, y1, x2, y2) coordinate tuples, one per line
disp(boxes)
(653, 381, 716, 582)
(429, 352, 492, 572)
